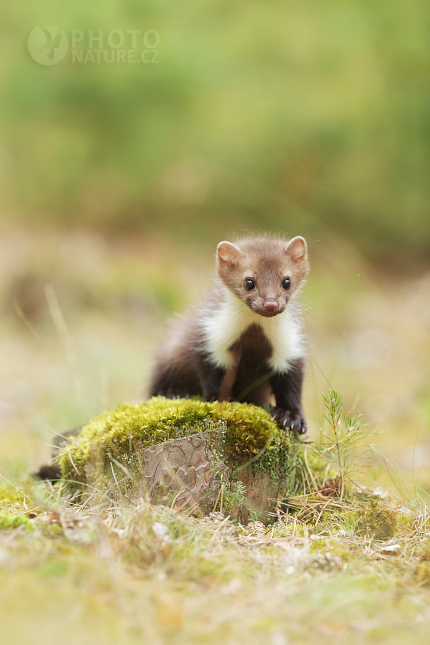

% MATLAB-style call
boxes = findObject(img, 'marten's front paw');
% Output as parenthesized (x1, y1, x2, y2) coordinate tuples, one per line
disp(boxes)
(272, 408, 307, 434)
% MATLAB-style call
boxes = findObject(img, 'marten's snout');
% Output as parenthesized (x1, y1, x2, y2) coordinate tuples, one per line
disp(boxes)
(263, 300, 279, 313)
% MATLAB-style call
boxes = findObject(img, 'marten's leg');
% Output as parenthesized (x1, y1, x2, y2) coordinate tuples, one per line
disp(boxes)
(149, 359, 200, 399)
(269, 358, 307, 434)
(148, 361, 178, 397)
(196, 352, 226, 402)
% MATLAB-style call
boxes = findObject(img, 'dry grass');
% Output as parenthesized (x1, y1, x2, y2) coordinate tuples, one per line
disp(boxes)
(1, 470, 430, 645)
(1, 226, 430, 644)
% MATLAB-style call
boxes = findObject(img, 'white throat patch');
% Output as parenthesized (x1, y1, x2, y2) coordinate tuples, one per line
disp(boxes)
(202, 288, 305, 373)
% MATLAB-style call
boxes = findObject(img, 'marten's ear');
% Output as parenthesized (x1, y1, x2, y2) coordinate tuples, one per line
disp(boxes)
(217, 241, 244, 265)
(285, 236, 307, 263)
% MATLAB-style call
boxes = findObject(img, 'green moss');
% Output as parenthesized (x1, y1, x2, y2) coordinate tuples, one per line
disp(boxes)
(0, 510, 32, 531)
(342, 511, 361, 533)
(396, 511, 413, 531)
(358, 500, 397, 540)
(0, 483, 26, 508)
(415, 561, 430, 585)
(59, 397, 291, 493)
(38, 559, 69, 579)
(412, 541, 430, 585)
(416, 539, 430, 562)
(222, 481, 247, 516)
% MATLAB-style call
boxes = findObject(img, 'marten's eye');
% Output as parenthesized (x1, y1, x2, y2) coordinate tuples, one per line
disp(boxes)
(282, 278, 291, 290)
(244, 278, 255, 291)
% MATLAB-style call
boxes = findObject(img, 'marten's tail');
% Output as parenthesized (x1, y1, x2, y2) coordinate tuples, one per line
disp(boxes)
(33, 424, 83, 482)
(33, 464, 62, 480)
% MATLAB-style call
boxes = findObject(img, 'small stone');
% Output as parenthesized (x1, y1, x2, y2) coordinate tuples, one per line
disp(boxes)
(380, 544, 401, 554)
(152, 522, 169, 540)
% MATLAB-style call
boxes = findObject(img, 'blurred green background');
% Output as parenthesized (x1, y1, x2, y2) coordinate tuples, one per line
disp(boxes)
(1, 0, 430, 265)
(0, 1, 429, 491)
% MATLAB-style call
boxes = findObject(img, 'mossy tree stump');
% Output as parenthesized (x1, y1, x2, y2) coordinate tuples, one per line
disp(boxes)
(58, 398, 305, 523)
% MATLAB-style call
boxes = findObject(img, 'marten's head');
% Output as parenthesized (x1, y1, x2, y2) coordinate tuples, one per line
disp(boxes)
(216, 235, 309, 317)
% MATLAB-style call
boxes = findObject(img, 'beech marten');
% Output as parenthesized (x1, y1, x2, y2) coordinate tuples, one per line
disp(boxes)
(149, 234, 309, 434)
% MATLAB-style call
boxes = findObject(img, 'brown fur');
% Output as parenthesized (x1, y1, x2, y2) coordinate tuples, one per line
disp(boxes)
(217, 234, 309, 317)
(149, 234, 309, 433)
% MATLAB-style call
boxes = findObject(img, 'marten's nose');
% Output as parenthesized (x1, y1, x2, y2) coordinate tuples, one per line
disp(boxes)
(263, 300, 279, 312)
